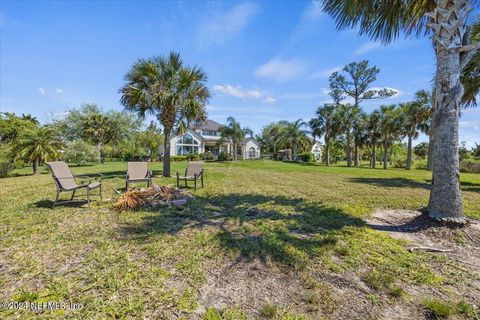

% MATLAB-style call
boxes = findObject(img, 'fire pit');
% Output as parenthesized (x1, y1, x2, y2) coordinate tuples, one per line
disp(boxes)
(113, 185, 192, 212)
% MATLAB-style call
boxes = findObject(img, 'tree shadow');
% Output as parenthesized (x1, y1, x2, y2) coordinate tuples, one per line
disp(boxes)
(119, 193, 364, 267)
(33, 199, 88, 208)
(460, 181, 480, 192)
(349, 177, 431, 190)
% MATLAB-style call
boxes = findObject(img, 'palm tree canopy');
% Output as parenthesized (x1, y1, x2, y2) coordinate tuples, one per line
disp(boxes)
(320, 0, 434, 44)
(12, 126, 64, 163)
(119, 52, 210, 135)
(278, 119, 310, 150)
(461, 15, 480, 106)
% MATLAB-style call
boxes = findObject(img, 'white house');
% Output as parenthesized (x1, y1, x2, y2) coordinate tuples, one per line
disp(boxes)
(166, 119, 261, 160)
(309, 138, 322, 161)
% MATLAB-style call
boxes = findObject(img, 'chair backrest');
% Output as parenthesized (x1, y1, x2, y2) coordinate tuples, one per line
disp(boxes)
(46, 161, 77, 190)
(127, 162, 149, 180)
(186, 161, 204, 177)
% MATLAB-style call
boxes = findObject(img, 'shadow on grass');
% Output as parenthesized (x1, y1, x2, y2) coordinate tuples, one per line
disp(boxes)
(350, 177, 432, 190)
(119, 193, 364, 267)
(33, 199, 88, 208)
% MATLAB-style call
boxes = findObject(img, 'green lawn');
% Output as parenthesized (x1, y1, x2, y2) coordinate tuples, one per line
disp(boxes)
(1, 160, 479, 319)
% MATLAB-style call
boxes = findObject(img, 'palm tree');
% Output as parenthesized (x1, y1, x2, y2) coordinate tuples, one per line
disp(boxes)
(367, 110, 382, 168)
(309, 104, 336, 166)
(332, 104, 354, 166)
(80, 112, 114, 163)
(278, 119, 309, 161)
(378, 105, 402, 170)
(320, 0, 477, 222)
(219, 117, 252, 161)
(119, 52, 210, 176)
(12, 126, 64, 175)
(401, 101, 430, 170)
(414, 89, 435, 170)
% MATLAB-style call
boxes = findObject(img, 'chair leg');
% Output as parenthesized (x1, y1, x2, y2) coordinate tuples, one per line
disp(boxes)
(71, 189, 76, 200)
(126, 180, 129, 190)
(176, 176, 179, 188)
(53, 190, 60, 208)
(99, 184, 103, 201)
(201, 175, 204, 188)
(194, 178, 197, 191)
(185, 178, 187, 188)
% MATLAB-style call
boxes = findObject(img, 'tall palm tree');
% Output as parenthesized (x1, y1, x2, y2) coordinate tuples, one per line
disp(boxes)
(278, 119, 309, 161)
(219, 117, 252, 161)
(400, 101, 428, 170)
(309, 104, 336, 165)
(367, 110, 382, 168)
(332, 104, 354, 166)
(378, 105, 402, 170)
(414, 89, 435, 170)
(119, 52, 210, 176)
(12, 126, 64, 175)
(320, 0, 477, 222)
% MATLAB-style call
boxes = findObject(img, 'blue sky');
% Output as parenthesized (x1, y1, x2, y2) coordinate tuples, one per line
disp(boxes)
(1, 0, 479, 147)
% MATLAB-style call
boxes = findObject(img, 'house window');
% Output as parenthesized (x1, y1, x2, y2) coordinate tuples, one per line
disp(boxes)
(176, 133, 200, 155)
(201, 130, 218, 136)
(248, 147, 256, 159)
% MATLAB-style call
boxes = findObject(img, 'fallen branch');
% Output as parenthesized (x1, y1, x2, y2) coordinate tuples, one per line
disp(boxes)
(408, 246, 453, 253)
(113, 185, 191, 211)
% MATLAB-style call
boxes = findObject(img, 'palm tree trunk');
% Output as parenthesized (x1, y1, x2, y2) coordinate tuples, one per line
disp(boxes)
(325, 138, 330, 166)
(163, 130, 171, 177)
(346, 133, 352, 167)
(292, 142, 297, 161)
(354, 142, 359, 166)
(33, 157, 39, 175)
(427, 13, 466, 222)
(371, 142, 376, 168)
(427, 133, 434, 171)
(383, 140, 388, 170)
(406, 135, 413, 170)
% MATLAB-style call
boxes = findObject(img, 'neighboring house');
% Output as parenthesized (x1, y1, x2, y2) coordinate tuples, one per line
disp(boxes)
(164, 119, 261, 159)
(308, 137, 322, 161)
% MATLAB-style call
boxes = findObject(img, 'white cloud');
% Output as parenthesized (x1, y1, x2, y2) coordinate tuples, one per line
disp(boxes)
(37, 88, 46, 95)
(198, 2, 259, 46)
(303, 2, 324, 21)
(254, 58, 306, 81)
(55, 88, 63, 94)
(354, 41, 383, 55)
(213, 85, 262, 99)
(263, 96, 276, 104)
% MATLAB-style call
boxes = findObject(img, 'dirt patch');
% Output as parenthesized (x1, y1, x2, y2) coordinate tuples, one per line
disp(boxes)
(194, 257, 308, 318)
(366, 209, 480, 305)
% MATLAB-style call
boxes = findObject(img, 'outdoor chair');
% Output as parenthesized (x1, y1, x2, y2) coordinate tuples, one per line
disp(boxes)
(176, 161, 204, 191)
(126, 162, 153, 189)
(46, 161, 103, 208)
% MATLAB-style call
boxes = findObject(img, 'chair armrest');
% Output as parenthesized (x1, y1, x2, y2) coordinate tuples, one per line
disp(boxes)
(148, 170, 153, 178)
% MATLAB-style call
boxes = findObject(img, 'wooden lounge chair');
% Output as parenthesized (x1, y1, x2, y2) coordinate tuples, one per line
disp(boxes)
(126, 162, 153, 189)
(176, 161, 204, 191)
(46, 161, 103, 208)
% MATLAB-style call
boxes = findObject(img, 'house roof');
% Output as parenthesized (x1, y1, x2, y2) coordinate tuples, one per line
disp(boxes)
(242, 137, 260, 146)
(192, 119, 223, 131)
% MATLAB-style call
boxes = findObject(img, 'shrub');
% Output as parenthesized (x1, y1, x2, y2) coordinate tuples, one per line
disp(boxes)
(298, 152, 314, 163)
(186, 153, 200, 161)
(259, 304, 278, 318)
(415, 158, 428, 170)
(460, 160, 480, 173)
(64, 140, 99, 165)
(200, 151, 215, 161)
(217, 152, 232, 161)
(170, 155, 187, 162)
(391, 154, 407, 168)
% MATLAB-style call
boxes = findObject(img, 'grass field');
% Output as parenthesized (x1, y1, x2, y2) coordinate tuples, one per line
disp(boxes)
(1, 160, 479, 319)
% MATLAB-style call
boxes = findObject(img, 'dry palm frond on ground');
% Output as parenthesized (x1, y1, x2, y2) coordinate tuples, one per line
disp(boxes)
(113, 185, 191, 211)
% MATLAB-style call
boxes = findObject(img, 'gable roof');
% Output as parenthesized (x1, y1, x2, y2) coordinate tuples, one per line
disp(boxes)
(192, 119, 223, 131)
(242, 137, 260, 146)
